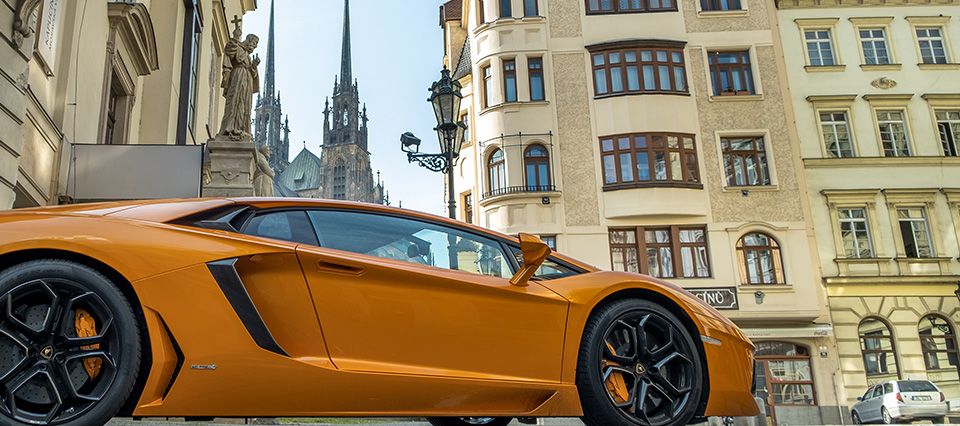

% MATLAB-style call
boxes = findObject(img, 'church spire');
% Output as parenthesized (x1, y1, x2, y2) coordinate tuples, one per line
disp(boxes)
(264, 0, 277, 100)
(339, 0, 352, 88)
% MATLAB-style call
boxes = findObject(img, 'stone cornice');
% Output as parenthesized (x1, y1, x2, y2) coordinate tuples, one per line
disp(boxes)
(777, 0, 959, 9)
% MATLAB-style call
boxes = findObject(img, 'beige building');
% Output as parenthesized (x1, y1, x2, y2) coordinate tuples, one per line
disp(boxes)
(440, 0, 839, 423)
(773, 0, 960, 414)
(0, 0, 257, 209)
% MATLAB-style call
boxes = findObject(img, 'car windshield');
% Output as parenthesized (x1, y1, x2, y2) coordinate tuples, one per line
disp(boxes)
(897, 381, 938, 392)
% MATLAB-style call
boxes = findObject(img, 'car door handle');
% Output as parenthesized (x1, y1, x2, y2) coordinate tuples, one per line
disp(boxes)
(315, 260, 364, 276)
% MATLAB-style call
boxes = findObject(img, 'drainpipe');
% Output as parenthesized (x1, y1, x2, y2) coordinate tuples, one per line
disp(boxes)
(833, 370, 845, 425)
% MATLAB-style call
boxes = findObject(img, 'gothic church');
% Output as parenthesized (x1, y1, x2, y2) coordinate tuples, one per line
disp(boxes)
(254, 0, 386, 204)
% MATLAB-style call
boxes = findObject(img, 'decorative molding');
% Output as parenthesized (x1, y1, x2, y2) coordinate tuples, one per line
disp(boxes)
(804, 65, 846, 72)
(849, 16, 894, 25)
(821, 188, 881, 206)
(793, 17, 840, 26)
(869, 77, 898, 90)
(804, 156, 960, 168)
(777, 0, 960, 9)
(585, 38, 687, 53)
(905, 15, 952, 25)
(12, 0, 43, 48)
(107, 2, 160, 76)
(806, 94, 857, 107)
(918, 63, 960, 70)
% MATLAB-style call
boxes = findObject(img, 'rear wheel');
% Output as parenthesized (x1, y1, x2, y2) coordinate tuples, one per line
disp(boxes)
(0, 260, 141, 426)
(881, 407, 893, 424)
(426, 418, 513, 426)
(577, 299, 703, 426)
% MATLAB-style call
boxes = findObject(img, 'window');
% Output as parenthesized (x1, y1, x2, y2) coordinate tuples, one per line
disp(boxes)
(524, 0, 538, 16)
(917, 27, 949, 64)
(700, 0, 741, 11)
(478, 0, 487, 23)
(499, 0, 512, 18)
(482, 65, 493, 108)
(737, 232, 784, 285)
(897, 207, 934, 258)
(820, 111, 854, 158)
(102, 71, 132, 145)
(462, 114, 471, 143)
(241, 210, 319, 246)
(721, 137, 770, 187)
(600, 133, 699, 189)
(805, 30, 836, 66)
(463, 193, 473, 224)
(708, 51, 755, 96)
(877, 110, 911, 157)
(507, 246, 582, 280)
(860, 317, 900, 382)
(839, 208, 874, 258)
(333, 160, 347, 200)
(859, 28, 890, 65)
(608, 226, 710, 278)
(528, 57, 545, 101)
(540, 235, 557, 250)
(487, 149, 506, 195)
(753, 342, 816, 413)
(919, 315, 959, 379)
(586, 0, 676, 14)
(177, 0, 203, 145)
(590, 46, 686, 96)
(936, 110, 960, 157)
(306, 210, 513, 279)
(104, 81, 121, 145)
(523, 144, 551, 189)
(503, 59, 518, 103)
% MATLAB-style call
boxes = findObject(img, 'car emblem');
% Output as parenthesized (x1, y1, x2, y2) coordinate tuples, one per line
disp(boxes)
(191, 364, 218, 371)
(635, 363, 647, 375)
(40, 346, 54, 360)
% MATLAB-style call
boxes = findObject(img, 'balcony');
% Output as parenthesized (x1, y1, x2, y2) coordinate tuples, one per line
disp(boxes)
(483, 185, 557, 199)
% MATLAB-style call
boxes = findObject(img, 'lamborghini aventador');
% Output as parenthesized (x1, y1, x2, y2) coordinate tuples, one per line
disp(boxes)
(0, 198, 758, 426)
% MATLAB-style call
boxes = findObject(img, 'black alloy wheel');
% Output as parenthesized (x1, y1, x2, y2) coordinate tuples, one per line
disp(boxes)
(578, 299, 703, 426)
(427, 417, 512, 426)
(0, 260, 141, 426)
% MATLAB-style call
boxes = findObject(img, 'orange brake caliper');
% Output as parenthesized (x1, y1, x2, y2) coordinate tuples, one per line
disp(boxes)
(74, 309, 103, 379)
(603, 341, 630, 404)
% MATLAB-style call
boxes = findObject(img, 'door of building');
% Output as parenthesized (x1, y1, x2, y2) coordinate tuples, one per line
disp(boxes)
(752, 342, 818, 425)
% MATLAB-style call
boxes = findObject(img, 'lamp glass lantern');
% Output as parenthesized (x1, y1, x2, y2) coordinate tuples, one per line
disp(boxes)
(429, 68, 464, 158)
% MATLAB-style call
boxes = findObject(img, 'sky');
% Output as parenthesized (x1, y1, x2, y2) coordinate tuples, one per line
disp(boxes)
(244, 0, 448, 215)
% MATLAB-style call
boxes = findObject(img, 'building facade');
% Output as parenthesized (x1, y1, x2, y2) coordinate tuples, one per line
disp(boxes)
(0, 0, 257, 209)
(773, 0, 960, 412)
(440, 0, 839, 423)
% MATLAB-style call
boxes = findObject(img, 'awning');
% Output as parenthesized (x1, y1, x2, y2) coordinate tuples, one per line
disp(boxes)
(742, 324, 834, 339)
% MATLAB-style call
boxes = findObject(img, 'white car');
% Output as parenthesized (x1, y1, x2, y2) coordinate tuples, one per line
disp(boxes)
(851, 380, 949, 424)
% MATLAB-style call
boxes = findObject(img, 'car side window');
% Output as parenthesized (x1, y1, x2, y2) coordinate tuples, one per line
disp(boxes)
(883, 383, 894, 394)
(862, 386, 874, 400)
(307, 210, 514, 279)
(241, 210, 319, 246)
(872, 386, 884, 399)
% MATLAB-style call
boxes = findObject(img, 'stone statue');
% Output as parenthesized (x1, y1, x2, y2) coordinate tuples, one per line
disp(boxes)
(217, 21, 260, 140)
(253, 144, 275, 197)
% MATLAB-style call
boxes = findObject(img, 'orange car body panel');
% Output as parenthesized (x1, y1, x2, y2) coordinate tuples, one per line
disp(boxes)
(0, 198, 759, 418)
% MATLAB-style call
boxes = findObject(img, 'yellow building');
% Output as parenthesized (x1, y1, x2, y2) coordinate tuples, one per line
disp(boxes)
(441, 0, 840, 423)
(0, 0, 257, 209)
(773, 0, 960, 413)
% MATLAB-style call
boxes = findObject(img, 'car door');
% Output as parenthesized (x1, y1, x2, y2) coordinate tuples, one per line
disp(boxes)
(295, 209, 570, 383)
(855, 386, 874, 421)
(867, 384, 885, 421)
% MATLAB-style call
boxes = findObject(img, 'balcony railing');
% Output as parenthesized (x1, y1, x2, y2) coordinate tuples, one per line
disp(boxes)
(483, 185, 557, 199)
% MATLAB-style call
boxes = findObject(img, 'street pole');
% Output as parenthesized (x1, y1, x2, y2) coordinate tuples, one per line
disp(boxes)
(445, 134, 457, 220)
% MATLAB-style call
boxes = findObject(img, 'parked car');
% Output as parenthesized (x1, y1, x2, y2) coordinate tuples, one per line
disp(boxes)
(0, 198, 760, 426)
(851, 380, 948, 424)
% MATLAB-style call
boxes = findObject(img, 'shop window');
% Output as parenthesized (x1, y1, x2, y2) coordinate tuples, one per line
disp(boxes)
(754, 342, 816, 425)
(859, 317, 901, 383)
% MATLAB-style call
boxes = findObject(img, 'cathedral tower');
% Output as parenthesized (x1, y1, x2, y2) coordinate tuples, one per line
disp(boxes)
(253, 0, 289, 173)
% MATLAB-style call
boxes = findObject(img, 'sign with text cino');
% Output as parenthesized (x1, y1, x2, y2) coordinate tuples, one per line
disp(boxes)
(687, 287, 739, 310)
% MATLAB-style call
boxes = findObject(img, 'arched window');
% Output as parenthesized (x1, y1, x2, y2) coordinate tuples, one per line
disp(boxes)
(333, 160, 347, 200)
(487, 149, 506, 196)
(753, 342, 816, 424)
(737, 232, 784, 285)
(524, 144, 551, 190)
(919, 315, 959, 383)
(859, 317, 900, 383)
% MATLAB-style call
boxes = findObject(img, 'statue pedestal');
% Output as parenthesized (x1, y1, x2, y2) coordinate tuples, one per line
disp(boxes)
(203, 138, 256, 198)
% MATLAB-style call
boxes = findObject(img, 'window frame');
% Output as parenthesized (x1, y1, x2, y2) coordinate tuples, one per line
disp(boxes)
(607, 225, 712, 279)
(707, 50, 756, 97)
(896, 206, 935, 258)
(600, 132, 701, 191)
(502, 58, 518, 103)
(838, 207, 875, 259)
(462, 192, 474, 224)
(857, 27, 892, 66)
(720, 136, 772, 187)
(859, 317, 902, 381)
(915, 26, 950, 65)
(803, 28, 837, 67)
(936, 109, 960, 157)
(523, 0, 539, 16)
(736, 232, 785, 285)
(523, 144, 552, 189)
(588, 41, 688, 98)
(333, 160, 347, 200)
(919, 314, 960, 375)
(754, 342, 818, 407)
(585, 0, 678, 15)
(487, 148, 507, 195)
(817, 110, 856, 158)
(478, 0, 487, 24)
(481, 64, 493, 108)
(699, 0, 742, 12)
(499, 0, 512, 18)
(528, 57, 546, 101)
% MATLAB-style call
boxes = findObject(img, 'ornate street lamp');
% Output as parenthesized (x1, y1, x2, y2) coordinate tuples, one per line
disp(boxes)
(401, 67, 467, 219)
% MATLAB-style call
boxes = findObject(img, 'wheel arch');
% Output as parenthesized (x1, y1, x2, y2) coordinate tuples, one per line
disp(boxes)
(586, 287, 711, 418)
(0, 248, 152, 417)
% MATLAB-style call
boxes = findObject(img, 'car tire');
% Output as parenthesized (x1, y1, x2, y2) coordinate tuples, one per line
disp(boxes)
(577, 299, 704, 426)
(881, 407, 893, 424)
(852, 411, 862, 424)
(0, 260, 141, 426)
(426, 418, 513, 426)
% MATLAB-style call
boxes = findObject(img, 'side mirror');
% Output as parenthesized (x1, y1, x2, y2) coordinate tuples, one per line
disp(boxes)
(510, 233, 551, 287)
(856, 397, 862, 401)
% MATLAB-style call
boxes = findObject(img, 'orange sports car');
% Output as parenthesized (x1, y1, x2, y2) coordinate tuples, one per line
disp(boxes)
(0, 198, 758, 426)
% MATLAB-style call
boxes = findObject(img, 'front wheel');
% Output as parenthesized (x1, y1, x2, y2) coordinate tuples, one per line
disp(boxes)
(577, 299, 704, 426)
(851, 411, 862, 424)
(0, 260, 141, 426)
(427, 418, 512, 426)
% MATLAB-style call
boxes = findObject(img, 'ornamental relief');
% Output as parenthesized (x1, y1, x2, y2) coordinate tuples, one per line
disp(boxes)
(870, 77, 897, 90)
